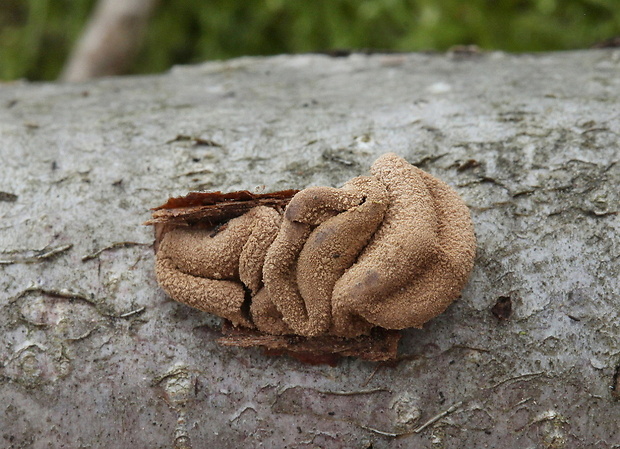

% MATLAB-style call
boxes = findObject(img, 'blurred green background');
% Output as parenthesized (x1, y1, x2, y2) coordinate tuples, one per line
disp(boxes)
(1, 0, 619, 81)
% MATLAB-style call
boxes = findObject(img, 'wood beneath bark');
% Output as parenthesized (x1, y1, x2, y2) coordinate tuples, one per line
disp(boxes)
(218, 321, 401, 365)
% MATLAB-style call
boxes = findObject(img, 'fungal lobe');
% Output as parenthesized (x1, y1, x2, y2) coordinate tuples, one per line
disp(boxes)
(150, 153, 476, 362)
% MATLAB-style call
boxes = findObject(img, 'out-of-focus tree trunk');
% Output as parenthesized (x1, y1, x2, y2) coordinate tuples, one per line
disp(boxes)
(61, 0, 159, 81)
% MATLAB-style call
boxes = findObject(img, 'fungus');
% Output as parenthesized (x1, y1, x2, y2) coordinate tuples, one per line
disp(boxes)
(149, 153, 476, 362)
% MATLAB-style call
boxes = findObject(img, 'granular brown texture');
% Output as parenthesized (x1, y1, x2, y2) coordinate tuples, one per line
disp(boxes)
(154, 153, 476, 346)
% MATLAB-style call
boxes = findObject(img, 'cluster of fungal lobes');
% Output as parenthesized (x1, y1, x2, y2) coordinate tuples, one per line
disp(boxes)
(155, 153, 476, 338)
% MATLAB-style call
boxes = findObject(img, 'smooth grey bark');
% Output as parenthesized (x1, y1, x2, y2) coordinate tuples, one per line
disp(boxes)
(0, 50, 619, 449)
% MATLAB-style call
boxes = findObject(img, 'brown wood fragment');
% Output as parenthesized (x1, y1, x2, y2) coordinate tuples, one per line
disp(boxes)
(218, 321, 401, 364)
(147, 190, 298, 225)
(146, 189, 298, 252)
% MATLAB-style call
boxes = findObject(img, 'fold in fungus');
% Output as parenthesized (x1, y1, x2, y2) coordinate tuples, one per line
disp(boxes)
(150, 153, 476, 362)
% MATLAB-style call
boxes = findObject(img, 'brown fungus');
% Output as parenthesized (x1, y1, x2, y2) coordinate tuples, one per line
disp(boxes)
(150, 153, 476, 362)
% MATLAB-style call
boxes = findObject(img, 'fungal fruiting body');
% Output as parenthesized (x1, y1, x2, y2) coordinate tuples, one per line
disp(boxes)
(151, 153, 476, 358)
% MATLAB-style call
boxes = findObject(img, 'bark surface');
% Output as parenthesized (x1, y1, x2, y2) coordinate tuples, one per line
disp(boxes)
(1, 50, 619, 448)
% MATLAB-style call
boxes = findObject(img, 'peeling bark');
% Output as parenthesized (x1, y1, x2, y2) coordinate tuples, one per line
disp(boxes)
(1, 50, 619, 448)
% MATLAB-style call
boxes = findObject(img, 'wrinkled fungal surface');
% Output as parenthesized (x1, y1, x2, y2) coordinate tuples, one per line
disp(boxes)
(151, 153, 476, 357)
